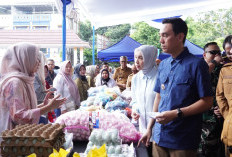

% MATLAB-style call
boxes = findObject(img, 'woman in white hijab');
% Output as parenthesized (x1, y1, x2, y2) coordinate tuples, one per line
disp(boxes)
(131, 45, 158, 156)
(53, 61, 80, 115)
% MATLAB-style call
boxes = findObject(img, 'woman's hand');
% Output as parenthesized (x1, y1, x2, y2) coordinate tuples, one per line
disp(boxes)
(132, 111, 140, 120)
(47, 95, 66, 111)
(43, 91, 54, 106)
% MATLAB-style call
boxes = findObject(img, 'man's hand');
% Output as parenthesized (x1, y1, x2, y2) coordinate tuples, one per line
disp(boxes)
(214, 106, 222, 118)
(156, 110, 177, 124)
(137, 129, 152, 147)
(132, 111, 140, 120)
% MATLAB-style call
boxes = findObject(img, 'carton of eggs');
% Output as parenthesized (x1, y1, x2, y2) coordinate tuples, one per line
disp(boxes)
(85, 129, 128, 155)
(0, 123, 65, 157)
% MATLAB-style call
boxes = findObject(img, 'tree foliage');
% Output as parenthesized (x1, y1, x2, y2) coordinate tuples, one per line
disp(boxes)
(78, 7, 232, 64)
(186, 7, 232, 49)
(96, 24, 131, 45)
(78, 20, 92, 42)
(130, 22, 161, 49)
(79, 22, 131, 65)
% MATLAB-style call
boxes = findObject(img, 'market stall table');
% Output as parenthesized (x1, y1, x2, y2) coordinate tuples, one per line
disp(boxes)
(72, 140, 149, 157)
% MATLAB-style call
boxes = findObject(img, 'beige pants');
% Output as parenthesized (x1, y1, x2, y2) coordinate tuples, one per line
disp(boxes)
(152, 142, 197, 157)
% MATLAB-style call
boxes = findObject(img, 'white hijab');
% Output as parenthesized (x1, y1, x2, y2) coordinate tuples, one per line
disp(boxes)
(135, 45, 158, 74)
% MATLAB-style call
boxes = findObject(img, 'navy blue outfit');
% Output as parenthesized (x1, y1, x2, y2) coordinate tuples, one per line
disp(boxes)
(153, 47, 213, 150)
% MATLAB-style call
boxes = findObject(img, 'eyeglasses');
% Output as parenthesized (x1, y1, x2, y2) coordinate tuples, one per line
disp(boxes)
(207, 50, 221, 55)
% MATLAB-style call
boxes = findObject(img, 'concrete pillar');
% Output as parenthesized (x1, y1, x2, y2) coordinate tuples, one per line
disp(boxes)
(80, 47, 84, 64)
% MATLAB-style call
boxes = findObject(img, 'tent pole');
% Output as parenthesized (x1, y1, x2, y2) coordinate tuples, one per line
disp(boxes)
(92, 26, 95, 65)
(62, 0, 67, 61)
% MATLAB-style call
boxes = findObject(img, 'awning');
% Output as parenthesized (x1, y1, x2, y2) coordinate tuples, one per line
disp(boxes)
(0, 29, 90, 48)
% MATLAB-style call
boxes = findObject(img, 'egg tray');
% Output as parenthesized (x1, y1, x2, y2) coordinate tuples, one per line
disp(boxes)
(0, 123, 65, 157)
(0, 146, 54, 157)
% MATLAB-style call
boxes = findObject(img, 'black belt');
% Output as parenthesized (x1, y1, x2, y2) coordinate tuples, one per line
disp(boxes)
(228, 146, 232, 153)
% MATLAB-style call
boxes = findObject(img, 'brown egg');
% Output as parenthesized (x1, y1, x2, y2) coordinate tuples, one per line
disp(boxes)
(41, 131, 49, 139)
(49, 132, 57, 139)
(53, 123, 60, 128)
(15, 130, 23, 137)
(1, 130, 9, 136)
(7, 130, 14, 137)
(24, 130, 32, 137)
(32, 130, 40, 137)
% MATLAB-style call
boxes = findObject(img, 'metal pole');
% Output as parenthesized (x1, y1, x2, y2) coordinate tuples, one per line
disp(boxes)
(92, 26, 95, 65)
(62, 0, 67, 61)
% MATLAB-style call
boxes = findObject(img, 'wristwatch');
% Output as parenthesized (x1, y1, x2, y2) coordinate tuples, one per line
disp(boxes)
(177, 108, 183, 119)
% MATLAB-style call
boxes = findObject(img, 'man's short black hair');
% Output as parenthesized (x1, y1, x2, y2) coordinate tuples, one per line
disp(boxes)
(223, 35, 232, 50)
(203, 42, 218, 51)
(162, 18, 188, 44)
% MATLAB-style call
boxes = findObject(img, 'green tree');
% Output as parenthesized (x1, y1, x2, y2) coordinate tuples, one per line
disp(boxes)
(83, 48, 101, 66)
(96, 24, 131, 45)
(130, 22, 161, 49)
(186, 7, 232, 49)
(79, 22, 131, 64)
(78, 20, 92, 42)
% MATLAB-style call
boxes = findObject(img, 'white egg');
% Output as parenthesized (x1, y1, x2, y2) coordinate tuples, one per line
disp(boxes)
(89, 134, 96, 142)
(96, 132, 102, 141)
(87, 141, 93, 147)
(115, 145, 122, 154)
(103, 132, 110, 143)
(108, 146, 115, 154)
(111, 133, 118, 142)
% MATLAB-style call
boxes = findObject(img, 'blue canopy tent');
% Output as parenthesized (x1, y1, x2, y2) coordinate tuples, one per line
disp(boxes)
(97, 36, 142, 62)
(159, 39, 204, 60)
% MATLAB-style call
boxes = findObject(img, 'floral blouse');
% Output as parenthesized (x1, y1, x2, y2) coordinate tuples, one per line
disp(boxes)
(0, 78, 40, 134)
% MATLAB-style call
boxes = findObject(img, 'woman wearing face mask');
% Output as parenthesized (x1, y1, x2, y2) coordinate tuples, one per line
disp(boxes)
(131, 45, 158, 156)
(53, 61, 80, 115)
(0, 43, 66, 137)
(95, 69, 117, 88)
(73, 63, 89, 102)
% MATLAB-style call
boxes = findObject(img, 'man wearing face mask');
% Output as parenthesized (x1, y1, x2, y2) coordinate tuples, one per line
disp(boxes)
(216, 35, 232, 157)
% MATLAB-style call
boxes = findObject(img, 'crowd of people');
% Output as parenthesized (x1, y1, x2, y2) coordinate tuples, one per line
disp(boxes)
(0, 17, 232, 157)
